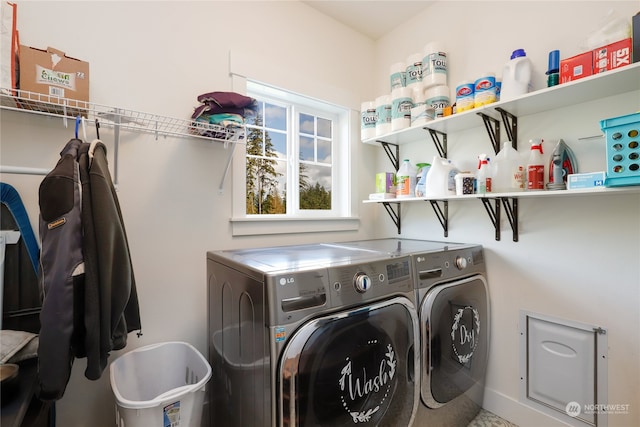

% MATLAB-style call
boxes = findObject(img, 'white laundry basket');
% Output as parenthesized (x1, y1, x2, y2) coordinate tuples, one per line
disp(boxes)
(110, 341, 212, 427)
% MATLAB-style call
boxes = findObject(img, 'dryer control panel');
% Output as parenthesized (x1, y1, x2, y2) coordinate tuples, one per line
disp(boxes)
(414, 246, 485, 290)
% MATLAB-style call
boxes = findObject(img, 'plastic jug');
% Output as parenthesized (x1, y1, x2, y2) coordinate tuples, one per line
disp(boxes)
(492, 141, 525, 192)
(414, 163, 431, 197)
(396, 159, 417, 198)
(500, 49, 532, 102)
(425, 156, 455, 197)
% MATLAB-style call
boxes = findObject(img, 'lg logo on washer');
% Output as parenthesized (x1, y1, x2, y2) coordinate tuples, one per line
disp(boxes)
(279, 277, 295, 285)
(338, 341, 397, 423)
(451, 306, 481, 364)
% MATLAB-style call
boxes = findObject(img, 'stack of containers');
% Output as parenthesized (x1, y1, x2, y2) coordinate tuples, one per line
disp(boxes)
(360, 61, 403, 141)
(390, 53, 423, 132)
(361, 42, 452, 140)
(405, 54, 423, 88)
(421, 42, 450, 118)
(360, 100, 377, 140)
(456, 72, 498, 114)
(391, 85, 413, 131)
(411, 85, 434, 127)
(473, 73, 498, 108)
(375, 94, 392, 137)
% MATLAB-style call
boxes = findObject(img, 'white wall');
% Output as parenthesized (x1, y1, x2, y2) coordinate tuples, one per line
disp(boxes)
(1, 2, 376, 425)
(372, 1, 640, 427)
(2, 1, 639, 427)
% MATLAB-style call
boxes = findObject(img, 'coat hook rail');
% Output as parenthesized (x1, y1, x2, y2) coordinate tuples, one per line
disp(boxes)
(0, 165, 51, 175)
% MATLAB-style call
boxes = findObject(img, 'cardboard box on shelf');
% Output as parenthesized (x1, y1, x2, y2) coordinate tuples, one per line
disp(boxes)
(567, 171, 605, 190)
(593, 38, 632, 73)
(18, 45, 90, 115)
(560, 52, 593, 83)
(376, 172, 395, 193)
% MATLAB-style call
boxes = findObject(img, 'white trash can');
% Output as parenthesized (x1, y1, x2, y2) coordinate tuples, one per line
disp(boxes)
(110, 341, 212, 427)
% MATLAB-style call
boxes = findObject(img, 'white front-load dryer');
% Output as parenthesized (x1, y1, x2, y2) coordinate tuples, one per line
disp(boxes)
(413, 245, 489, 427)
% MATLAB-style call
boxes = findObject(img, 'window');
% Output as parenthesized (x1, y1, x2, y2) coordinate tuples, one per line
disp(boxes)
(244, 80, 350, 218)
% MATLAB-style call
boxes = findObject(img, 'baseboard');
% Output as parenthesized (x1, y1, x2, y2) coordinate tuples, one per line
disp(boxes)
(483, 386, 571, 427)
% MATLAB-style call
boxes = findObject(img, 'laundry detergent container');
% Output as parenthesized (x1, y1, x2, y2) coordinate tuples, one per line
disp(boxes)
(110, 341, 212, 427)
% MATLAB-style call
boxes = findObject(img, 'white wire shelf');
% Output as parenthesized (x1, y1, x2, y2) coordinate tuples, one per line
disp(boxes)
(1, 88, 246, 191)
(0, 88, 246, 144)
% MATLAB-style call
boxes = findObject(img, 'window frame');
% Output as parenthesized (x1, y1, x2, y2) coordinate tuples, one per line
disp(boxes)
(229, 73, 358, 236)
(245, 84, 343, 218)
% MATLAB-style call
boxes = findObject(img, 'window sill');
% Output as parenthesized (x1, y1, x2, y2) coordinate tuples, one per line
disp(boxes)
(230, 216, 360, 236)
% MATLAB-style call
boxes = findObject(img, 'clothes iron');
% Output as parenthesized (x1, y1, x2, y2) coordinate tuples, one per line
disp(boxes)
(547, 139, 578, 190)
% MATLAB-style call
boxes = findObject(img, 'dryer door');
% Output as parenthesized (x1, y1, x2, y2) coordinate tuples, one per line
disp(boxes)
(279, 297, 419, 427)
(420, 275, 489, 408)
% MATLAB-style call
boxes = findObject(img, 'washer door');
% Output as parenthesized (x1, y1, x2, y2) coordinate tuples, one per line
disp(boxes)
(279, 297, 419, 427)
(420, 275, 489, 408)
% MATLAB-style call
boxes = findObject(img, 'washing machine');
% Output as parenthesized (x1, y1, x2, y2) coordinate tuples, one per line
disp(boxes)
(207, 243, 420, 427)
(332, 239, 490, 427)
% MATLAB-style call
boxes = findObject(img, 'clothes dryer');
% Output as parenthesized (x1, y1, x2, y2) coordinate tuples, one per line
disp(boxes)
(332, 239, 490, 427)
(207, 243, 420, 427)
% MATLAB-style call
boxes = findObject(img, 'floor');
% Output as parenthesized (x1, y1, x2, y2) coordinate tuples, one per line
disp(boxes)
(468, 409, 519, 427)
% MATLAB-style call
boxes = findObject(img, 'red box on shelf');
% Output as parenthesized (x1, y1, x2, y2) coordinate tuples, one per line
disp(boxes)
(560, 52, 593, 83)
(593, 38, 632, 73)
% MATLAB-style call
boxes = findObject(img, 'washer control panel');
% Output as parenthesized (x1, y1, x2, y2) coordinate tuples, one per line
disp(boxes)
(329, 256, 412, 305)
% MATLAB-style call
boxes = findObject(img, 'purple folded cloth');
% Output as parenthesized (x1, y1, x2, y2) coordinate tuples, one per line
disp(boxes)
(197, 91, 255, 109)
(191, 92, 258, 120)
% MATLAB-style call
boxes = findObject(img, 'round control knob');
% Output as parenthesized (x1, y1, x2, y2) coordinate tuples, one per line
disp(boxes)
(455, 256, 468, 270)
(354, 272, 372, 293)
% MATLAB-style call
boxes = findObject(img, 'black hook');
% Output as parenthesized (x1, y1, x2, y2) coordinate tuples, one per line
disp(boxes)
(95, 118, 101, 139)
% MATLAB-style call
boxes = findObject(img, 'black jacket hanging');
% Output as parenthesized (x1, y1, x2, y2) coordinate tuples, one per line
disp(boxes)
(37, 138, 141, 400)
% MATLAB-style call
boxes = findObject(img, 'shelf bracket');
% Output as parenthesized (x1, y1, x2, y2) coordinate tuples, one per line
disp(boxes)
(428, 129, 447, 158)
(477, 112, 501, 155)
(480, 197, 501, 241)
(379, 141, 400, 171)
(427, 200, 448, 237)
(218, 141, 239, 194)
(495, 107, 518, 149)
(501, 197, 519, 242)
(382, 202, 401, 234)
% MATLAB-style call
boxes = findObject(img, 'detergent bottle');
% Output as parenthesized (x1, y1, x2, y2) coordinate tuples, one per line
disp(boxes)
(500, 49, 533, 102)
(492, 141, 524, 192)
(476, 154, 492, 194)
(425, 156, 455, 197)
(527, 139, 545, 190)
(396, 159, 417, 198)
(415, 163, 431, 197)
